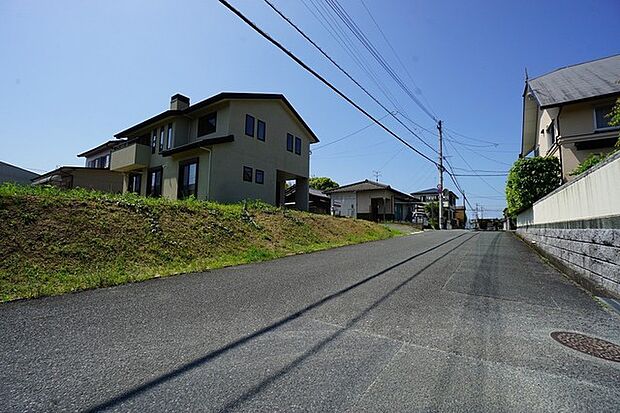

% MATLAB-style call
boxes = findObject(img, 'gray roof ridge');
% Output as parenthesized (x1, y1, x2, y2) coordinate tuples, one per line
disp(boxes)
(529, 53, 620, 82)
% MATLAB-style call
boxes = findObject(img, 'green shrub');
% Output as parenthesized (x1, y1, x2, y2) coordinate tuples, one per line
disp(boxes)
(569, 153, 608, 176)
(505, 156, 561, 216)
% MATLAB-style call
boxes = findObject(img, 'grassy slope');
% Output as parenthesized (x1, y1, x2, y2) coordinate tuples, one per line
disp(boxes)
(0, 184, 398, 302)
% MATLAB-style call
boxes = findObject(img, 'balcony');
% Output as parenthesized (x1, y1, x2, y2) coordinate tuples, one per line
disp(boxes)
(110, 143, 151, 172)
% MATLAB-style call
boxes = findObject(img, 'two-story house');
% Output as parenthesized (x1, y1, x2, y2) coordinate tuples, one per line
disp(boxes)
(521, 54, 620, 180)
(410, 188, 459, 229)
(109, 92, 318, 210)
(32, 140, 124, 192)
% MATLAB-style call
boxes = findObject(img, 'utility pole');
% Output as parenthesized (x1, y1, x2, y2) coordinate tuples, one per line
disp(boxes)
(437, 120, 444, 230)
(372, 170, 381, 182)
(461, 191, 466, 229)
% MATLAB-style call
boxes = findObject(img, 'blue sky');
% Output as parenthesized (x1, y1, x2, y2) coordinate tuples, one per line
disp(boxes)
(1, 0, 619, 217)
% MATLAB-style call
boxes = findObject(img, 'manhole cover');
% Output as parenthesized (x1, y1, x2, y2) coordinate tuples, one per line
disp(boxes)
(551, 331, 620, 362)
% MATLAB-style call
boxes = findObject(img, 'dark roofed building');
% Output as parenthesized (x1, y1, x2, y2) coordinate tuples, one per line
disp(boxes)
(0, 161, 39, 185)
(285, 185, 330, 214)
(411, 187, 459, 229)
(325, 179, 417, 221)
(32, 141, 124, 192)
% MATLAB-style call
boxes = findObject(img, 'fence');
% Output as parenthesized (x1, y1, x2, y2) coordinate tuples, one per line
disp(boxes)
(516, 151, 620, 297)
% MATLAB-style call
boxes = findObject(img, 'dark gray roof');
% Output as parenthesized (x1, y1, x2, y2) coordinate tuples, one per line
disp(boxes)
(114, 92, 319, 143)
(309, 188, 329, 199)
(325, 179, 414, 200)
(0, 161, 39, 184)
(326, 180, 389, 193)
(285, 185, 330, 199)
(77, 140, 125, 158)
(527, 54, 620, 108)
(411, 187, 438, 195)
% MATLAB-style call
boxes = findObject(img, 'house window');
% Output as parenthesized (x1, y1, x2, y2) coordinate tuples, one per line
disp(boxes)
(594, 104, 615, 130)
(257, 120, 266, 141)
(243, 166, 253, 182)
(146, 167, 163, 197)
(178, 158, 198, 199)
(166, 124, 173, 149)
(255, 169, 264, 184)
(245, 114, 255, 137)
(159, 127, 165, 153)
(151, 130, 157, 154)
(286, 133, 294, 152)
(547, 121, 556, 145)
(294, 137, 302, 155)
(128, 173, 141, 194)
(197, 112, 217, 137)
(89, 154, 110, 169)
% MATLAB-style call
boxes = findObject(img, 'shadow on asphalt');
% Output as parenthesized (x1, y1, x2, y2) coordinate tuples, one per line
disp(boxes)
(85, 232, 476, 412)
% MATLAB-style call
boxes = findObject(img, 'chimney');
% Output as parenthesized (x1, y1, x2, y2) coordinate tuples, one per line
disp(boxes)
(170, 93, 190, 110)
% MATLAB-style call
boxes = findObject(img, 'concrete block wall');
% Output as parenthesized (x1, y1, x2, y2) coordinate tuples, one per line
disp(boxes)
(517, 225, 620, 297)
(516, 153, 620, 298)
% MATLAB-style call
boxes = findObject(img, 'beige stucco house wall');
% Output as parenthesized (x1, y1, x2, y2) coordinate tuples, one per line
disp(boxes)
(529, 99, 618, 179)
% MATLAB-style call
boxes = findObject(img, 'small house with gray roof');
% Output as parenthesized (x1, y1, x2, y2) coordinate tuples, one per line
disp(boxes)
(325, 179, 417, 221)
(521, 54, 620, 179)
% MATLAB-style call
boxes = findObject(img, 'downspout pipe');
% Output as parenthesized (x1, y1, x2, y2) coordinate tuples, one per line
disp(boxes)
(200, 147, 212, 200)
(556, 107, 564, 182)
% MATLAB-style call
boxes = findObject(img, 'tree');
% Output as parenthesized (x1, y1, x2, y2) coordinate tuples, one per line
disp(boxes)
(309, 177, 339, 191)
(424, 201, 439, 229)
(505, 156, 561, 216)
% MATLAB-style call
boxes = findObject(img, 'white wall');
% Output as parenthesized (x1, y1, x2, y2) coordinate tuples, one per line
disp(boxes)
(517, 151, 620, 226)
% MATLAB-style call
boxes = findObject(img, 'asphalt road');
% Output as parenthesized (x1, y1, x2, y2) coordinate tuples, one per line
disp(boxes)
(1, 231, 619, 412)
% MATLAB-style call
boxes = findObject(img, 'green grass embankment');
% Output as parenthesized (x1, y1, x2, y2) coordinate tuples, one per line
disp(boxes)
(0, 184, 398, 302)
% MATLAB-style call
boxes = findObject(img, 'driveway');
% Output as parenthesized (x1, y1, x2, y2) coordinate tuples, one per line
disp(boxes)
(1, 231, 619, 412)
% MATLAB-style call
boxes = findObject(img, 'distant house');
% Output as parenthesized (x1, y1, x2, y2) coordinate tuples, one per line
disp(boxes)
(454, 206, 466, 229)
(32, 141, 124, 192)
(0, 161, 39, 184)
(285, 185, 330, 214)
(108, 92, 318, 210)
(410, 188, 459, 229)
(521, 54, 620, 180)
(325, 179, 416, 221)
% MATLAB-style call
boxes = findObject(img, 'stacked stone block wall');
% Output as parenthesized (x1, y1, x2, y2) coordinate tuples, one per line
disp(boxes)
(517, 224, 620, 297)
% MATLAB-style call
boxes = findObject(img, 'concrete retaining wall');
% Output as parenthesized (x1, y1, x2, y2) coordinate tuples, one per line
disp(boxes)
(517, 152, 620, 298)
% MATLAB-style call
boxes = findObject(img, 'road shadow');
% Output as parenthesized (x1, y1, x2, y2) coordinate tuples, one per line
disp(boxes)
(86, 232, 475, 412)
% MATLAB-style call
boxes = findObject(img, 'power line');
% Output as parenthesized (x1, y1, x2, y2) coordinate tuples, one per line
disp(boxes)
(453, 173, 508, 177)
(377, 146, 405, 171)
(323, 0, 438, 122)
(223, 0, 481, 209)
(312, 112, 392, 151)
(443, 132, 504, 195)
(452, 167, 509, 173)
(260, 0, 439, 157)
(220, 0, 439, 167)
(445, 132, 513, 166)
(358, 0, 438, 119)
(301, 0, 405, 114)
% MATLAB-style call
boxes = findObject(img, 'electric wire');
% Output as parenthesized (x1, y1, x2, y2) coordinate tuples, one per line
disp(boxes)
(220, 0, 439, 166)
(261, 0, 439, 156)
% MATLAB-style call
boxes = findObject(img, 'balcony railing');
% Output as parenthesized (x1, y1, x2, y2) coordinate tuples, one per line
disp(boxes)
(110, 143, 151, 172)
